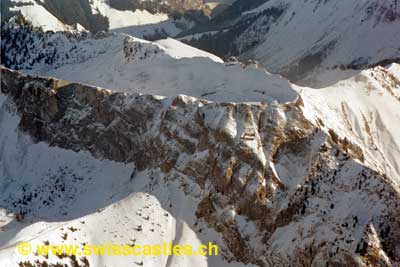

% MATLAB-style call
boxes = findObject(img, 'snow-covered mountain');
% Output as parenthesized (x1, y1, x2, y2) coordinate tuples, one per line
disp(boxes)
(182, 0, 400, 85)
(4, 0, 399, 85)
(299, 64, 400, 183)
(1, 66, 400, 266)
(1, 23, 297, 103)
(1, 4, 400, 267)
(2, 22, 399, 184)
(1, 0, 206, 38)
(244, 0, 400, 85)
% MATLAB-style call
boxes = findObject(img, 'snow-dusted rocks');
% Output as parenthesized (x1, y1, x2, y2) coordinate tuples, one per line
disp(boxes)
(1, 67, 400, 266)
(1, 4, 400, 265)
(299, 64, 400, 186)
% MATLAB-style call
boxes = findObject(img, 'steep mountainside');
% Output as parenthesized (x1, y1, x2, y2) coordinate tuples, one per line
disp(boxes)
(1, 0, 208, 37)
(2, 21, 399, 183)
(4, 0, 399, 85)
(1, 67, 400, 266)
(299, 64, 400, 183)
(1, 4, 400, 266)
(182, 0, 400, 86)
(2, 23, 399, 182)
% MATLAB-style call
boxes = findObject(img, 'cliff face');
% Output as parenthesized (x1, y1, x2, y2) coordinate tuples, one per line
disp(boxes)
(1, 67, 400, 266)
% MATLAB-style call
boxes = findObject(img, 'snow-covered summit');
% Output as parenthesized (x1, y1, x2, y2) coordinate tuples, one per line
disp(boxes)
(1, 25, 298, 103)
(247, 0, 400, 83)
(299, 64, 400, 185)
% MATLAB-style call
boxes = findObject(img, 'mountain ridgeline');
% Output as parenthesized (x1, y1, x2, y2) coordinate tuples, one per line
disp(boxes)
(1, 1, 400, 266)
(3, 0, 399, 85)
(1, 67, 400, 266)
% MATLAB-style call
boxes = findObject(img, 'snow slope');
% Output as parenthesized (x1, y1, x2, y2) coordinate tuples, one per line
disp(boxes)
(155, 38, 224, 63)
(90, 1, 170, 30)
(89, 0, 185, 37)
(8, 0, 71, 31)
(1, 26, 297, 103)
(180, 0, 400, 86)
(44, 37, 296, 102)
(299, 64, 400, 186)
(44, 35, 296, 103)
(243, 0, 400, 84)
(3, 0, 196, 37)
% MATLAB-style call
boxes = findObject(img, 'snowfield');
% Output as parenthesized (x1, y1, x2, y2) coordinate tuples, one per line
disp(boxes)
(9, 0, 71, 31)
(243, 0, 400, 83)
(3, 29, 297, 103)
(299, 64, 400, 186)
(90, 1, 170, 30)
(2, 25, 399, 184)
(5, 0, 195, 37)
(89, 0, 186, 37)
(1, 9, 400, 266)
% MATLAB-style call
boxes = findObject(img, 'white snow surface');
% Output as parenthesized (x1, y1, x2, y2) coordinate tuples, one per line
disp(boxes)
(21, 33, 297, 103)
(243, 0, 400, 83)
(155, 38, 224, 63)
(0, 94, 254, 267)
(6, 0, 191, 37)
(89, 0, 184, 37)
(9, 0, 70, 31)
(90, 0, 170, 30)
(299, 64, 400, 186)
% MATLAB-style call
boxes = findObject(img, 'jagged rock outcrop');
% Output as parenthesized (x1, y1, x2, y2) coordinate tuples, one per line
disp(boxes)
(1, 67, 400, 266)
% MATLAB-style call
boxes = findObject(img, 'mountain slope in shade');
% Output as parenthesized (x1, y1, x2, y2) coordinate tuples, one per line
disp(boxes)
(2, 0, 204, 37)
(2, 0, 71, 32)
(1, 67, 400, 266)
(246, 0, 400, 85)
(182, 0, 400, 86)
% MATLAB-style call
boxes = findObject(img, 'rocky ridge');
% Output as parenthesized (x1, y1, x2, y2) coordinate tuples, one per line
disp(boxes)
(1, 67, 400, 266)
